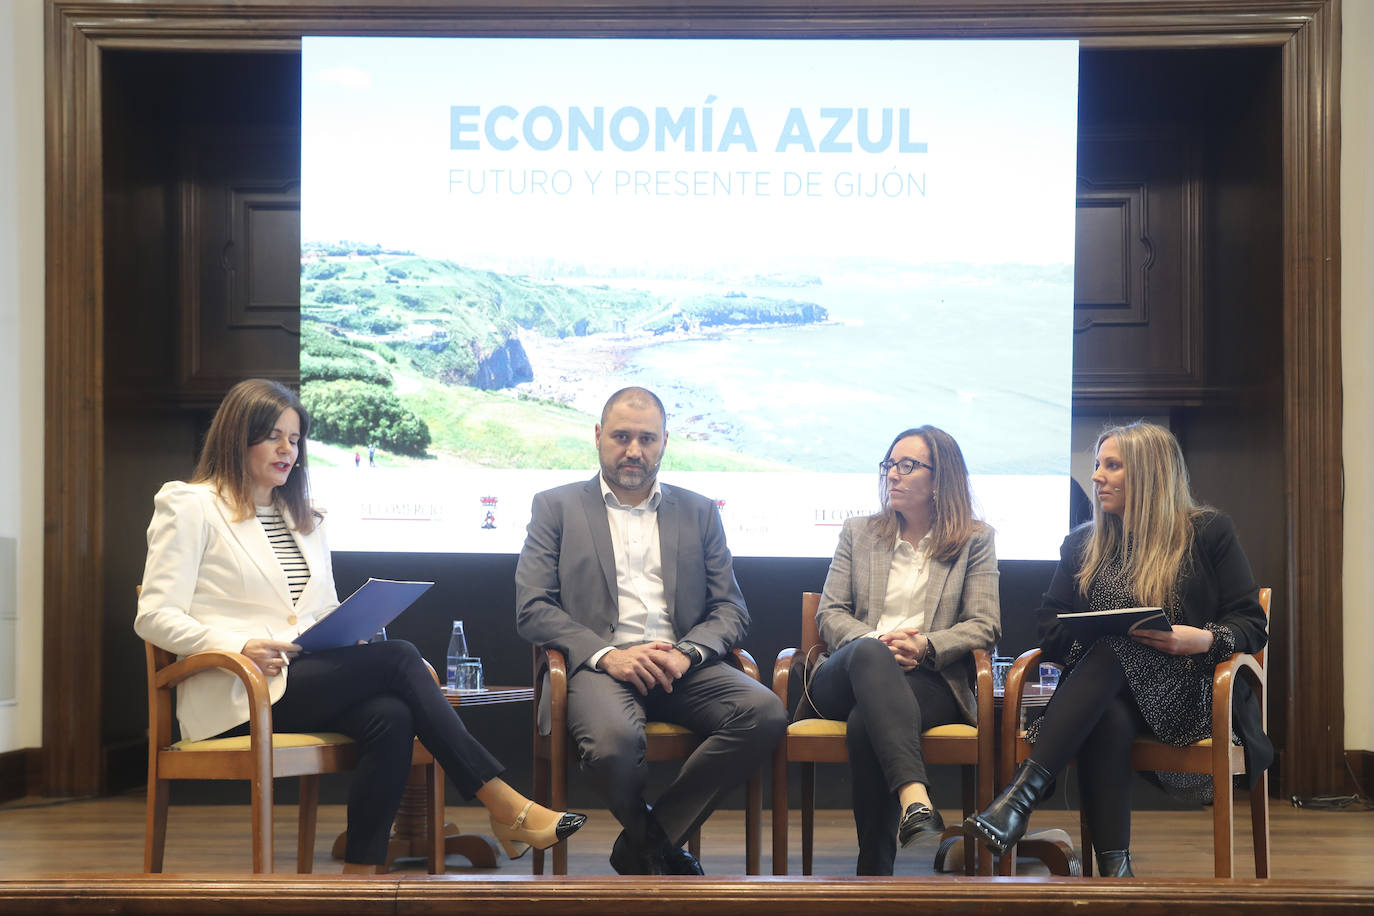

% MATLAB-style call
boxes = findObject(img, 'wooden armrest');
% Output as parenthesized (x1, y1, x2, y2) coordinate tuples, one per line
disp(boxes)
(153, 648, 274, 742)
(1000, 648, 1043, 775)
(155, 649, 269, 697)
(727, 647, 760, 681)
(535, 646, 569, 739)
(541, 646, 569, 688)
(970, 648, 995, 731)
(1209, 650, 1265, 742)
(772, 647, 800, 706)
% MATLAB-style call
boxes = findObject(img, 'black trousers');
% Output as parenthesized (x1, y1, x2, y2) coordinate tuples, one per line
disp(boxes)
(220, 639, 505, 865)
(1027, 640, 1146, 852)
(806, 636, 961, 875)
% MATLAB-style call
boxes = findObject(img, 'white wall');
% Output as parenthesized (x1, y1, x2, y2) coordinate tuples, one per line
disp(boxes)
(0, 0, 46, 753)
(1341, 1, 1374, 754)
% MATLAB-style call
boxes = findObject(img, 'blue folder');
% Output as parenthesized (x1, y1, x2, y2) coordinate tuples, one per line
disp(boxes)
(294, 578, 434, 652)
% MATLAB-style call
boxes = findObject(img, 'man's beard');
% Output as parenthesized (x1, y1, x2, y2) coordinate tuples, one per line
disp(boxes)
(604, 459, 656, 492)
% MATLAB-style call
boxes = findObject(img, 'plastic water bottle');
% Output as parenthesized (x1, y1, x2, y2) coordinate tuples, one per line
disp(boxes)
(446, 620, 469, 688)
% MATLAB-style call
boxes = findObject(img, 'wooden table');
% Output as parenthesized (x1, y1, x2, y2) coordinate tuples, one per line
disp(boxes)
(332, 685, 535, 872)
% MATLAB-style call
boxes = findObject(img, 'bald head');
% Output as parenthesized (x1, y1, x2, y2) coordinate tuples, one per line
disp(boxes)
(600, 387, 666, 427)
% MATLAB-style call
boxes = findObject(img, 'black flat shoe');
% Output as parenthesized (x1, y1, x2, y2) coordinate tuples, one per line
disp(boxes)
(897, 803, 946, 847)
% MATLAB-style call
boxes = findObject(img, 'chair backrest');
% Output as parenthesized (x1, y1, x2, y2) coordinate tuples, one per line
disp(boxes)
(801, 592, 823, 657)
(139, 585, 177, 750)
(145, 641, 177, 750)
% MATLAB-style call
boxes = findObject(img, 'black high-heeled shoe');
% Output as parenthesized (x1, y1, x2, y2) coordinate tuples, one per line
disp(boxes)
(897, 803, 946, 847)
(489, 801, 587, 859)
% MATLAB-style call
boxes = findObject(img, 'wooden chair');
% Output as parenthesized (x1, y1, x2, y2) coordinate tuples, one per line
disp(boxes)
(997, 586, 1271, 878)
(143, 639, 445, 874)
(529, 645, 765, 875)
(770, 592, 996, 875)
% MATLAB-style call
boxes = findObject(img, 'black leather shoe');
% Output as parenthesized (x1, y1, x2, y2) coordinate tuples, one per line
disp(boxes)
(661, 842, 705, 875)
(963, 759, 1056, 855)
(1095, 848, 1134, 877)
(897, 803, 946, 847)
(609, 829, 664, 875)
(643, 817, 705, 875)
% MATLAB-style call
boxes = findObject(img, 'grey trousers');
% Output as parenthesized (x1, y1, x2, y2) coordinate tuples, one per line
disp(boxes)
(560, 660, 787, 847)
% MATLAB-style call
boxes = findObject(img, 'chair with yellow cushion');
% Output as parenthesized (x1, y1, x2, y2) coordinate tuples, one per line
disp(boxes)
(530, 645, 765, 875)
(770, 591, 995, 875)
(143, 639, 368, 873)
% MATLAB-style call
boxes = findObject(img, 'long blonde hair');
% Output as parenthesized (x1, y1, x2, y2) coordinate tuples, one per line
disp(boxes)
(1076, 421, 1205, 606)
(192, 379, 320, 533)
(868, 425, 984, 563)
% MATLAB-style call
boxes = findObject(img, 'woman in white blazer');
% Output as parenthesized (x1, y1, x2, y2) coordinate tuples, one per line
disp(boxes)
(135, 379, 584, 872)
(806, 426, 1000, 875)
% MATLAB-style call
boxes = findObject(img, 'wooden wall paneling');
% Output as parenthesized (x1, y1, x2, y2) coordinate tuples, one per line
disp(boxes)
(100, 53, 181, 412)
(0, 748, 40, 803)
(43, 0, 108, 797)
(43, 1, 1343, 801)
(1278, 0, 1345, 799)
(100, 52, 209, 770)
(1188, 48, 1288, 757)
(1073, 123, 1205, 403)
(177, 129, 301, 407)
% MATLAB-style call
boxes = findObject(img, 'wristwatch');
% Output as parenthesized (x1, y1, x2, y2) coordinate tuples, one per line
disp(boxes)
(674, 641, 704, 669)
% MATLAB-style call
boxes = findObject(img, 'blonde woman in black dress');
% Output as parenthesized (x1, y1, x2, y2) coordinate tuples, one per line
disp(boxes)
(964, 422, 1271, 876)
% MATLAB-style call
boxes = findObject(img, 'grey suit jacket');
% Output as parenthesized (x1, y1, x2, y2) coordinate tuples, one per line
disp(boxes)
(515, 475, 750, 675)
(815, 516, 1001, 725)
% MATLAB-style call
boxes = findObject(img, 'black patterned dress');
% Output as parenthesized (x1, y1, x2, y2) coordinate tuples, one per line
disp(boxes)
(1027, 548, 1240, 801)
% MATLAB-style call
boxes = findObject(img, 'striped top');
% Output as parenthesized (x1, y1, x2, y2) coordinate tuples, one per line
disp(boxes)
(256, 506, 310, 604)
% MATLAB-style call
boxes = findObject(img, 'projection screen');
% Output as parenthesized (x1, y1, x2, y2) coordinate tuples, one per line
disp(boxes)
(300, 37, 1080, 559)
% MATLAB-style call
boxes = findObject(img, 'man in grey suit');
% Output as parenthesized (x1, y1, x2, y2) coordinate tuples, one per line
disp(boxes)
(516, 387, 787, 875)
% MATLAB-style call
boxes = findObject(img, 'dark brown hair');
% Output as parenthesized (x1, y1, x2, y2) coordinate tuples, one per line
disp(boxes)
(868, 425, 984, 562)
(191, 379, 319, 532)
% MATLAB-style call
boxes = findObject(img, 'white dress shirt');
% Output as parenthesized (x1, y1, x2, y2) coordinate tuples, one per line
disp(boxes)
(588, 476, 677, 669)
(869, 531, 933, 637)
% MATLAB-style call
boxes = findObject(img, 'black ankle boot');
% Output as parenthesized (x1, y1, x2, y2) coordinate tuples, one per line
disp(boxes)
(1095, 849, 1134, 877)
(963, 759, 1055, 855)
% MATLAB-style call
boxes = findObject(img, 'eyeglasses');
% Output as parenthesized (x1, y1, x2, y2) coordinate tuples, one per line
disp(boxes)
(879, 457, 934, 477)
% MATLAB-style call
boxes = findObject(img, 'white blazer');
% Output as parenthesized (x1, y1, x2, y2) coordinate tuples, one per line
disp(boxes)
(134, 481, 340, 741)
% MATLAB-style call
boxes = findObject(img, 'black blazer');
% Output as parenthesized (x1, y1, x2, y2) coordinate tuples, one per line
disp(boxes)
(1036, 511, 1273, 785)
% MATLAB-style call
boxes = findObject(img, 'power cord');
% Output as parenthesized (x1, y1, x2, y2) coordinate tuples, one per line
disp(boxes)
(1288, 756, 1374, 811)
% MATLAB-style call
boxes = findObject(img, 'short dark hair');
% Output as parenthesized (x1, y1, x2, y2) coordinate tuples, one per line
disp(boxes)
(600, 387, 666, 427)
(191, 378, 319, 532)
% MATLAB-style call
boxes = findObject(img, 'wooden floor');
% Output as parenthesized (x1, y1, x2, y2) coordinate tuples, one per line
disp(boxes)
(0, 790, 1370, 880)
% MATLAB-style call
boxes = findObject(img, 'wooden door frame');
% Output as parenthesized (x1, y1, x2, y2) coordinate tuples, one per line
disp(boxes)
(44, 0, 1343, 796)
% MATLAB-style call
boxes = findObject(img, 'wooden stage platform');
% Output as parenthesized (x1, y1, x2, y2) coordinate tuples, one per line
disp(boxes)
(1, 795, 1371, 914)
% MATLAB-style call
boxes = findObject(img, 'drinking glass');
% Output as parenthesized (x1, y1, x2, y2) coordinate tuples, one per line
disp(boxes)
(452, 657, 484, 693)
(991, 655, 1013, 693)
